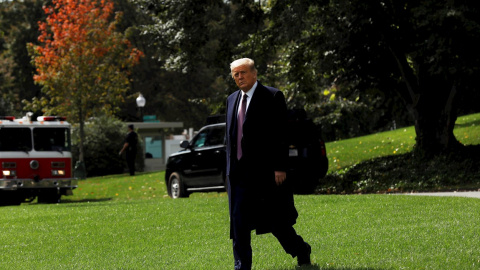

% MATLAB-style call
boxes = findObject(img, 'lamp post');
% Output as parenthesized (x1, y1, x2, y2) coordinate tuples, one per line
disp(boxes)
(136, 93, 146, 122)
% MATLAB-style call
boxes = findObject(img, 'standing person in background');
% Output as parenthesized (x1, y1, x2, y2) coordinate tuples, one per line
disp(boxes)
(119, 124, 138, 176)
(225, 58, 311, 269)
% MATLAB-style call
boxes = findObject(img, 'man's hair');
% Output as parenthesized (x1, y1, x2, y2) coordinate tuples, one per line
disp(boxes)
(230, 58, 257, 76)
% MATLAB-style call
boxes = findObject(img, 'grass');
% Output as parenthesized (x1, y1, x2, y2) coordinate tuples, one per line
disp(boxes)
(325, 112, 480, 172)
(321, 113, 480, 194)
(326, 126, 416, 173)
(1, 113, 480, 269)
(1, 172, 480, 269)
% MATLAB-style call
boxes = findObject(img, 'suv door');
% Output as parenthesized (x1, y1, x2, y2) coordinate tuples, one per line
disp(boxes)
(182, 125, 226, 188)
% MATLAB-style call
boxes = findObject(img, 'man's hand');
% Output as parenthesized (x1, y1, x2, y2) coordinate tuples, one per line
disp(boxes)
(274, 171, 286, 186)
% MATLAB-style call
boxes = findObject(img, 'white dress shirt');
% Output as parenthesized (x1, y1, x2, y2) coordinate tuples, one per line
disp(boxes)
(237, 81, 257, 117)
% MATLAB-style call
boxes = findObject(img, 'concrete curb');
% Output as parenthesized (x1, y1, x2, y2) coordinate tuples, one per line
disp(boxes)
(405, 191, 480, 199)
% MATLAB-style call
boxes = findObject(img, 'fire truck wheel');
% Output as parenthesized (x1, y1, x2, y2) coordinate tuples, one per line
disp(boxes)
(168, 172, 188, 199)
(0, 192, 22, 206)
(37, 191, 61, 204)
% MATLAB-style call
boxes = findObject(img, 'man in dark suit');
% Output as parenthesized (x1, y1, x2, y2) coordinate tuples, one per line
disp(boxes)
(119, 124, 138, 176)
(225, 58, 311, 270)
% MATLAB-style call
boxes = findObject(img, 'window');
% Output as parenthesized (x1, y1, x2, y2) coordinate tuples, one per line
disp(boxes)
(191, 126, 225, 149)
(145, 136, 163, 158)
(33, 128, 71, 152)
(0, 127, 32, 152)
(207, 127, 225, 146)
(192, 130, 208, 148)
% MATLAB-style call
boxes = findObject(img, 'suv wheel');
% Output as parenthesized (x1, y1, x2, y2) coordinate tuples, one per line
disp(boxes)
(168, 172, 187, 198)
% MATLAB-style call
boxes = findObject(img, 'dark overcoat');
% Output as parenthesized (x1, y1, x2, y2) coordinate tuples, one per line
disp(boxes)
(225, 82, 298, 237)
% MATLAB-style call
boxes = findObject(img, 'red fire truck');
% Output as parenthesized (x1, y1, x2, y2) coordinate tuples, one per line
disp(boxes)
(0, 113, 78, 205)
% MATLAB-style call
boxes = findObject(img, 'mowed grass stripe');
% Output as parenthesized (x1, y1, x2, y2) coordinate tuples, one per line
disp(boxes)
(1, 194, 480, 269)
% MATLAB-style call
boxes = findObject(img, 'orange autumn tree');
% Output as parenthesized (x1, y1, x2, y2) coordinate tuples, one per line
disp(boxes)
(27, 0, 143, 163)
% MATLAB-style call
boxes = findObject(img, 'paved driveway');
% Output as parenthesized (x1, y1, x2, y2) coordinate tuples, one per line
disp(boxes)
(406, 191, 480, 199)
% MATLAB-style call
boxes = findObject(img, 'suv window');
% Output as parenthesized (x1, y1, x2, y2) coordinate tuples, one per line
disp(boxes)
(192, 130, 208, 148)
(206, 127, 224, 146)
(191, 126, 225, 149)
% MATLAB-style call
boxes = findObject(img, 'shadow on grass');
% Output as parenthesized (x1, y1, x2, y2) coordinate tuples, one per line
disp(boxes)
(455, 118, 480, 127)
(275, 265, 385, 270)
(60, 198, 113, 204)
(319, 144, 480, 194)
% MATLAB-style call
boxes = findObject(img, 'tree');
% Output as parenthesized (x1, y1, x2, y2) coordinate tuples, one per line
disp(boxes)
(0, 50, 16, 115)
(71, 115, 143, 177)
(129, 0, 228, 128)
(251, 0, 480, 154)
(26, 0, 143, 163)
(329, 0, 480, 154)
(0, 0, 45, 115)
(130, 0, 265, 128)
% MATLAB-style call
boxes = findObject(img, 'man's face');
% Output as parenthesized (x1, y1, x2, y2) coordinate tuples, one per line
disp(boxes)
(232, 65, 257, 92)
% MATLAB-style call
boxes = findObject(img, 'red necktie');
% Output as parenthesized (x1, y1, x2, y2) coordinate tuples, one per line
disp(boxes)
(237, 94, 247, 160)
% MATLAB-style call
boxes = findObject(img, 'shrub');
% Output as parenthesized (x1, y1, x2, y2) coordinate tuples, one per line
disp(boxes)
(306, 87, 413, 142)
(71, 116, 144, 177)
(317, 145, 480, 194)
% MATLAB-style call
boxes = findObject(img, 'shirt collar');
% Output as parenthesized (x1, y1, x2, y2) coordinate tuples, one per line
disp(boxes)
(242, 81, 257, 98)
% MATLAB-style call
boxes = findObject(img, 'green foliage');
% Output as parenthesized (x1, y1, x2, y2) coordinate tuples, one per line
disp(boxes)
(130, 0, 264, 129)
(322, 146, 480, 194)
(131, 0, 228, 126)
(0, 0, 44, 115)
(1, 175, 479, 269)
(235, 1, 415, 141)
(310, 96, 373, 141)
(71, 115, 144, 177)
(26, 0, 142, 122)
(309, 86, 414, 141)
(22, 0, 144, 164)
(321, 113, 480, 194)
(246, 0, 480, 152)
(0, 54, 15, 115)
(2, 0, 480, 147)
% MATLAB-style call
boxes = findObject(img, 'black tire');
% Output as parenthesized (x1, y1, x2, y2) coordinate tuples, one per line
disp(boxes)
(168, 172, 188, 198)
(0, 191, 22, 206)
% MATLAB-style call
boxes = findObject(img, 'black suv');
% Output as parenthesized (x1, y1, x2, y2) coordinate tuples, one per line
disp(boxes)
(165, 110, 328, 198)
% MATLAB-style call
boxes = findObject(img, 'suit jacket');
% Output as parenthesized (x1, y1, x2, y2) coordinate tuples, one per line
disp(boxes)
(225, 82, 298, 236)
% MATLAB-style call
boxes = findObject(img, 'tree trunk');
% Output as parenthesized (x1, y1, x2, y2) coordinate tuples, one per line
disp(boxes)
(411, 83, 461, 156)
(78, 106, 85, 163)
(389, 47, 462, 156)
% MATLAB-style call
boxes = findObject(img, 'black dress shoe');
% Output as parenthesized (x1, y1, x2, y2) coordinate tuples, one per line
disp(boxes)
(297, 242, 311, 266)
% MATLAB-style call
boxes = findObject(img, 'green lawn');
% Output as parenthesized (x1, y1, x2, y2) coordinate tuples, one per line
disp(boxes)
(1, 113, 479, 269)
(1, 172, 480, 269)
(326, 112, 480, 172)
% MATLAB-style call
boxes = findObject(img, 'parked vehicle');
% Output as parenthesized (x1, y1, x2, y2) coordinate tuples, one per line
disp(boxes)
(166, 123, 226, 198)
(165, 110, 328, 198)
(0, 114, 78, 205)
(286, 109, 329, 193)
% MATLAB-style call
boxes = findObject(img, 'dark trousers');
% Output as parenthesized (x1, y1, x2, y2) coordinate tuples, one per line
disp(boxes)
(231, 185, 306, 270)
(126, 151, 136, 176)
